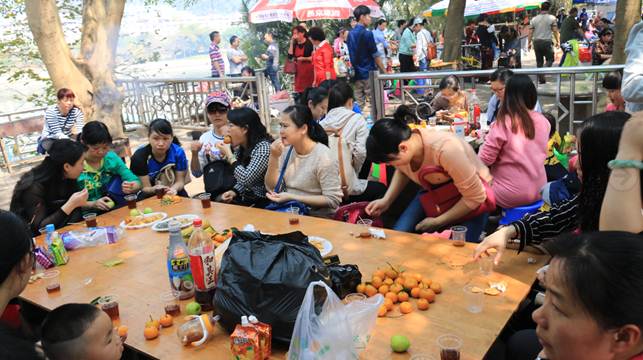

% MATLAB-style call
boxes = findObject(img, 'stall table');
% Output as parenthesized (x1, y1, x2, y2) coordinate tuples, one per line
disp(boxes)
(21, 198, 546, 359)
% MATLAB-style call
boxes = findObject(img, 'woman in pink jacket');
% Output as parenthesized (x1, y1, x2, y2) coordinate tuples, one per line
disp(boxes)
(478, 74, 550, 209)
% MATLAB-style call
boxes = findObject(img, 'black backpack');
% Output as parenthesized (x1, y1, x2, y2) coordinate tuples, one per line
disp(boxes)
(203, 159, 236, 199)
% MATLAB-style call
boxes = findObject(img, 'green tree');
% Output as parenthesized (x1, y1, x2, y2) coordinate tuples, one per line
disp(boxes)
(441, 0, 466, 62)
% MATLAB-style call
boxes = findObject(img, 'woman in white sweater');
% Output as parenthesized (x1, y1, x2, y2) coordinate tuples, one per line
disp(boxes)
(320, 82, 386, 202)
(265, 104, 343, 216)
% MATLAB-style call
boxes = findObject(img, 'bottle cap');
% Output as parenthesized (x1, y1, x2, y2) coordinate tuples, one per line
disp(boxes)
(193, 218, 202, 227)
(45, 224, 55, 232)
(248, 315, 258, 324)
(241, 315, 249, 326)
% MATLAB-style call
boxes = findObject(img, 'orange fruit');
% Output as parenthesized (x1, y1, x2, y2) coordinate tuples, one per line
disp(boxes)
(384, 298, 394, 311)
(373, 269, 386, 279)
(422, 279, 433, 288)
(399, 302, 413, 314)
(144, 326, 159, 340)
(417, 299, 430, 311)
(410, 287, 421, 298)
(356, 283, 366, 294)
(383, 278, 394, 286)
(117, 325, 128, 337)
(371, 276, 383, 288)
(385, 269, 398, 279)
(420, 289, 436, 303)
(378, 284, 390, 295)
(385, 292, 398, 304)
(378, 304, 388, 317)
(365, 285, 378, 297)
(394, 276, 405, 286)
(403, 277, 418, 290)
(411, 273, 423, 282)
(398, 291, 410, 302)
(159, 314, 173, 328)
(390, 284, 403, 294)
(430, 283, 442, 294)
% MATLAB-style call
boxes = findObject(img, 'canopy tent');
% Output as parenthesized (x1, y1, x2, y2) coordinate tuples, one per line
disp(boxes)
(249, 0, 383, 23)
(572, 0, 616, 3)
(423, 0, 544, 18)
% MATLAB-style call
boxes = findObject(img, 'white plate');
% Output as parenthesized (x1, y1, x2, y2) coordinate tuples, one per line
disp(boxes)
(308, 236, 333, 257)
(152, 214, 200, 232)
(120, 212, 167, 229)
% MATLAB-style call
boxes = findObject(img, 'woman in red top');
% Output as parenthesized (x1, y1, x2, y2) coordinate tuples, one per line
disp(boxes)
(308, 27, 336, 87)
(288, 25, 314, 99)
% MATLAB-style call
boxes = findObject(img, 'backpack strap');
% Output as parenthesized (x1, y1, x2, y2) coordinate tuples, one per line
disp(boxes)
(274, 146, 294, 193)
(326, 126, 349, 200)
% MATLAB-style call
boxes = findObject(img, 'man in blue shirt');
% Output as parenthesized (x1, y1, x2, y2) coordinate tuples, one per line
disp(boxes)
(373, 19, 389, 70)
(347, 5, 386, 119)
(487, 68, 543, 125)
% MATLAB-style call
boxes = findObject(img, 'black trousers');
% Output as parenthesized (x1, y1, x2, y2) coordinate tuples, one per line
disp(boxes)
(399, 53, 416, 85)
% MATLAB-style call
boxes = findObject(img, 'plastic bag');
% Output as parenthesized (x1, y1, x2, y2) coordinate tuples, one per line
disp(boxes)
(61, 226, 123, 250)
(327, 264, 362, 300)
(213, 231, 330, 343)
(288, 281, 383, 360)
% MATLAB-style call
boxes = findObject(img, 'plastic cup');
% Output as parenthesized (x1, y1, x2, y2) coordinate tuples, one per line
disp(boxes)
(450, 226, 467, 247)
(438, 334, 462, 360)
(43, 270, 61, 294)
(98, 295, 120, 322)
(83, 213, 97, 228)
(463, 284, 483, 314)
(124, 194, 138, 210)
(479, 256, 493, 276)
(287, 207, 300, 225)
(342, 293, 367, 304)
(357, 219, 373, 238)
(161, 290, 181, 317)
(199, 193, 211, 209)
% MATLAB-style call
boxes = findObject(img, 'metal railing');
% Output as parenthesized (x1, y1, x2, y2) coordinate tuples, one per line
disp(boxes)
(369, 64, 625, 134)
(117, 72, 272, 130)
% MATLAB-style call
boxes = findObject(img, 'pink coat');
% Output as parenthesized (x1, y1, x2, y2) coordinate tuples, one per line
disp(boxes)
(478, 111, 550, 208)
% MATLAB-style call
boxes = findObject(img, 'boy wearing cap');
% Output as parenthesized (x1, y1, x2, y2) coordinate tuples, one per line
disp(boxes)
(190, 91, 230, 178)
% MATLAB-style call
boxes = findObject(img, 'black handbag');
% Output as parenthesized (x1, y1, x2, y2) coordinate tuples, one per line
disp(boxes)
(203, 159, 236, 199)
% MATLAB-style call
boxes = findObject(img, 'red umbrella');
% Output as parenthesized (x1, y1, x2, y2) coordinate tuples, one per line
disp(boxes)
(249, 0, 383, 24)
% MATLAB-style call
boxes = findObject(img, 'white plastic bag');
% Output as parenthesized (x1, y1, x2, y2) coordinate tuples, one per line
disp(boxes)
(288, 281, 383, 360)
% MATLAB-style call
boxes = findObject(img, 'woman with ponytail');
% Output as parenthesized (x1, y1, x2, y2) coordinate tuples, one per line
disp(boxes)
(130, 118, 189, 197)
(300, 87, 329, 122)
(10, 139, 87, 235)
(265, 104, 343, 216)
(365, 105, 492, 242)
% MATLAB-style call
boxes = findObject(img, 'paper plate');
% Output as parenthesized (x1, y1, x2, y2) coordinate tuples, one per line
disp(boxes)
(152, 214, 199, 232)
(120, 212, 167, 229)
(308, 236, 333, 257)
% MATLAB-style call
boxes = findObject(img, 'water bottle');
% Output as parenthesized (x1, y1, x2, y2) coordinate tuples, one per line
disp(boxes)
(44, 223, 55, 246)
(167, 221, 195, 300)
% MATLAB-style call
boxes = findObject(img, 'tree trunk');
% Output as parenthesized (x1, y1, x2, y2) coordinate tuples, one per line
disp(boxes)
(612, 0, 641, 65)
(441, 0, 466, 63)
(25, 0, 125, 138)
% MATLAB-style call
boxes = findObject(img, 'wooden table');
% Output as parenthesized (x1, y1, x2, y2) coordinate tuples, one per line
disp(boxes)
(21, 197, 546, 359)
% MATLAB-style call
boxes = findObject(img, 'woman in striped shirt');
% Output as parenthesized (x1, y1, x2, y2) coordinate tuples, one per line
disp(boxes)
(38, 88, 84, 153)
(474, 111, 637, 265)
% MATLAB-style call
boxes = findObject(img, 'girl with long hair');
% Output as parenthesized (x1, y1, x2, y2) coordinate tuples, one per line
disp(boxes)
(265, 104, 342, 216)
(478, 74, 550, 208)
(11, 139, 87, 235)
(215, 108, 273, 208)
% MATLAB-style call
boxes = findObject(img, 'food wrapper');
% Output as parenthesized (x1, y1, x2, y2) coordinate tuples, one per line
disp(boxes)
(34, 247, 55, 269)
(231, 324, 261, 360)
(61, 226, 122, 250)
(50, 237, 69, 266)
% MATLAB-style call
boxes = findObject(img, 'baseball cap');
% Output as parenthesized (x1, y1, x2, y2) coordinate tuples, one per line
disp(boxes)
(205, 91, 230, 108)
(412, 18, 423, 26)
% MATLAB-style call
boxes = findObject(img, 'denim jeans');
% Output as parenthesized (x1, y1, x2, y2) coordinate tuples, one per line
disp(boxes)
(416, 58, 427, 95)
(393, 192, 488, 243)
(265, 68, 281, 92)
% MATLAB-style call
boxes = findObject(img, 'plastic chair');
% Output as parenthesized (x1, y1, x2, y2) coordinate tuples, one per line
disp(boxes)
(499, 200, 544, 226)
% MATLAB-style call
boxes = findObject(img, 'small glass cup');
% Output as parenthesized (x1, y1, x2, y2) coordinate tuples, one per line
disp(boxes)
(479, 256, 493, 276)
(43, 270, 61, 294)
(98, 295, 120, 322)
(161, 290, 181, 317)
(450, 226, 467, 247)
(124, 194, 138, 210)
(463, 284, 483, 314)
(83, 213, 97, 228)
(199, 193, 212, 209)
(287, 207, 300, 225)
(342, 293, 367, 304)
(438, 334, 462, 360)
(356, 219, 373, 238)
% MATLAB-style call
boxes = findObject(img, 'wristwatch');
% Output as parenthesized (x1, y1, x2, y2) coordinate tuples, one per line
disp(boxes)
(505, 225, 521, 250)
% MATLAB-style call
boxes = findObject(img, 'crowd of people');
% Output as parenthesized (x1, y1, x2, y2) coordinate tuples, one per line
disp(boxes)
(2, 2, 643, 360)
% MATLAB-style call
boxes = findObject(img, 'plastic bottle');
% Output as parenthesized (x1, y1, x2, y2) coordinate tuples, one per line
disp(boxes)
(177, 314, 220, 347)
(167, 221, 195, 300)
(188, 218, 216, 311)
(469, 89, 481, 130)
(44, 224, 55, 247)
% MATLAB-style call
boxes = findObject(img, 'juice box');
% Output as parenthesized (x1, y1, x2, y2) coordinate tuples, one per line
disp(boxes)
(231, 317, 260, 360)
(249, 316, 272, 359)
